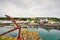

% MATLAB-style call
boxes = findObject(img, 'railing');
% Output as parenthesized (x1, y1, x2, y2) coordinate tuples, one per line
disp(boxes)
(0, 15, 23, 40)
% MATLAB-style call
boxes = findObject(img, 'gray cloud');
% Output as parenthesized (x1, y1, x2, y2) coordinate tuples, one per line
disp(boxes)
(0, 0, 60, 18)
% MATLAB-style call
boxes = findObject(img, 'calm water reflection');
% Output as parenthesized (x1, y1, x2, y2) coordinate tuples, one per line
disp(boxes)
(0, 26, 60, 40)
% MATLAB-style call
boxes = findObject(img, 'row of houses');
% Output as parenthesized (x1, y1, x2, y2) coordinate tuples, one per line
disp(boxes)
(0, 17, 60, 25)
(0, 20, 30, 24)
(37, 17, 60, 25)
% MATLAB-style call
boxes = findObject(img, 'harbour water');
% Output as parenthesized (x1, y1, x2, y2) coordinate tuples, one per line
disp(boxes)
(0, 26, 60, 40)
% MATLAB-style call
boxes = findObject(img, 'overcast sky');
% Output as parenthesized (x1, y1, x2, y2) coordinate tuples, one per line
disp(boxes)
(0, 0, 60, 18)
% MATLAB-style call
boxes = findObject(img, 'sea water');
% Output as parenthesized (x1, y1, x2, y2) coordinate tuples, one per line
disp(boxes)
(0, 26, 60, 40)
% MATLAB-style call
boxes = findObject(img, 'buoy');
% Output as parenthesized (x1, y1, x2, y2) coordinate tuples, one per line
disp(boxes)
(17, 37, 24, 40)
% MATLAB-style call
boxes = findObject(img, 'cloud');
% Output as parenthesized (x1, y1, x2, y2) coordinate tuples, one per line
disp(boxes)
(0, 0, 60, 18)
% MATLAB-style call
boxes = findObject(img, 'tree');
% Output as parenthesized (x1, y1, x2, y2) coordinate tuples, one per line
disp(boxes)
(48, 18, 58, 22)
